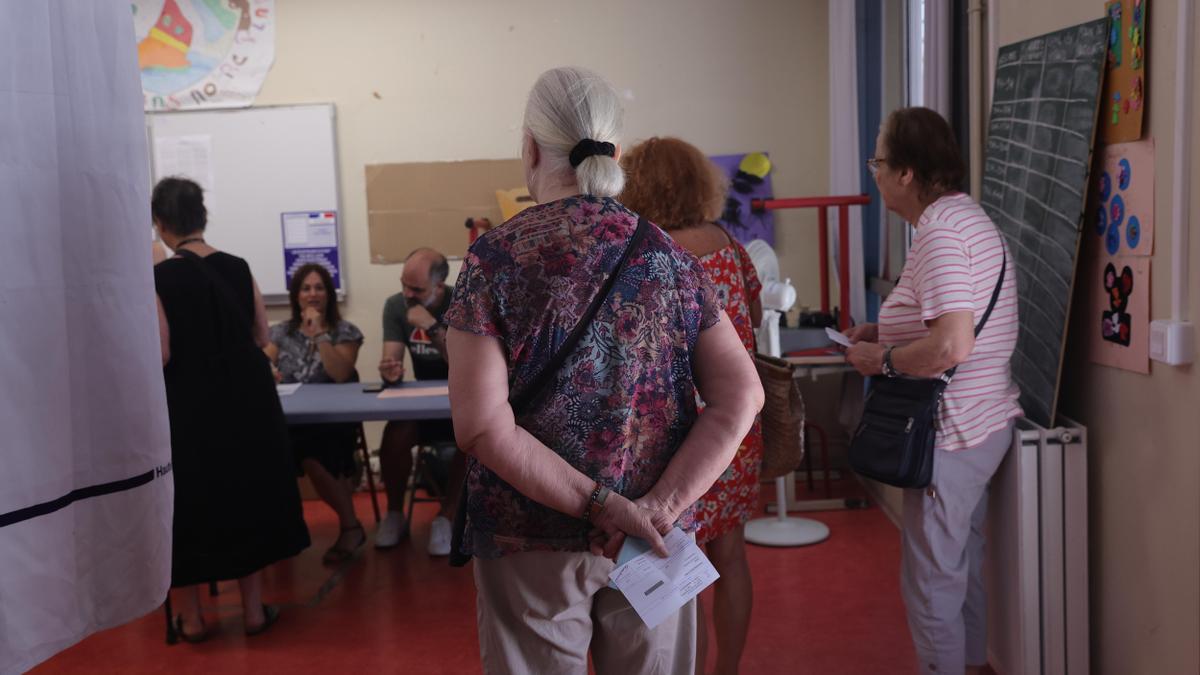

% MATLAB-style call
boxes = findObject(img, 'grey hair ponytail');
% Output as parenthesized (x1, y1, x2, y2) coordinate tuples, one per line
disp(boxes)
(523, 67, 625, 197)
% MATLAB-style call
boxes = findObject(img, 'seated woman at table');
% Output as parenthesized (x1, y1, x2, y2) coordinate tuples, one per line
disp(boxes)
(265, 263, 366, 564)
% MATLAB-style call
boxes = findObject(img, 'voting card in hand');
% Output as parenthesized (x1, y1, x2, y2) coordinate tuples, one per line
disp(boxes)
(608, 528, 719, 629)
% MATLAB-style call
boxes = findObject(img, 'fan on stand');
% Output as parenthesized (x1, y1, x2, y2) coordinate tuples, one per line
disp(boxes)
(743, 240, 830, 547)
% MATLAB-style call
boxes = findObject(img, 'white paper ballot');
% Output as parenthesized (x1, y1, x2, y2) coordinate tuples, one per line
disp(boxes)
(276, 383, 302, 396)
(825, 326, 853, 347)
(608, 528, 720, 629)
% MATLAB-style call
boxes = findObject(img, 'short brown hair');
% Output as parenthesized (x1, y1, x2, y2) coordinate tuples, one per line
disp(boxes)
(881, 107, 966, 197)
(620, 137, 726, 230)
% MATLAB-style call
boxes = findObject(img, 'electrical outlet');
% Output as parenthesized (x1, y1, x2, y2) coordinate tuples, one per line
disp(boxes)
(1149, 320, 1196, 365)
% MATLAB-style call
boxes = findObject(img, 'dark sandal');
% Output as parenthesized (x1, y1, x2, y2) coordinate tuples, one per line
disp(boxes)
(245, 604, 280, 637)
(173, 615, 209, 644)
(321, 523, 366, 565)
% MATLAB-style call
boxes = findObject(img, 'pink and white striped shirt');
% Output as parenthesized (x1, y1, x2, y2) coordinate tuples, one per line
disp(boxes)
(878, 193, 1022, 452)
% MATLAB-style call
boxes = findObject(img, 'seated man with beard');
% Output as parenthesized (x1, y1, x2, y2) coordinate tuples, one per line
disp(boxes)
(375, 247, 464, 556)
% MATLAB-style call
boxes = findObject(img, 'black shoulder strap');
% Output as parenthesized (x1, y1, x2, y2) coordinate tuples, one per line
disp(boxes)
(944, 238, 1007, 380)
(973, 240, 1007, 338)
(508, 216, 650, 415)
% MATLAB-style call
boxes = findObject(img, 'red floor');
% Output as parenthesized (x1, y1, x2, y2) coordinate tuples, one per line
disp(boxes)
(34, 479, 917, 674)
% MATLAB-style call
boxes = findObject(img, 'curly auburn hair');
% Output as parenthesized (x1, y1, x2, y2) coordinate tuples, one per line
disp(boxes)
(620, 137, 727, 230)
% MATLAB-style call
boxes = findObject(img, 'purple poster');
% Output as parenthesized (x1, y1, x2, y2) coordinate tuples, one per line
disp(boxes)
(281, 211, 341, 291)
(710, 152, 775, 246)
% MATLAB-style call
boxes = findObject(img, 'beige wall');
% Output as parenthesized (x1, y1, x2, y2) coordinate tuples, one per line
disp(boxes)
(992, 2, 1200, 673)
(254, 0, 830, 368)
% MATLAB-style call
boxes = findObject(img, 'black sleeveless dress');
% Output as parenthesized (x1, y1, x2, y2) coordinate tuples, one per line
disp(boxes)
(155, 251, 310, 587)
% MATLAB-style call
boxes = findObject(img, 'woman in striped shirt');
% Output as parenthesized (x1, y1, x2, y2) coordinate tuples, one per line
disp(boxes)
(845, 107, 1021, 675)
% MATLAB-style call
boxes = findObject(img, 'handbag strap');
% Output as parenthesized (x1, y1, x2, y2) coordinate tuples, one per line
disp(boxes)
(508, 216, 650, 415)
(944, 240, 1007, 380)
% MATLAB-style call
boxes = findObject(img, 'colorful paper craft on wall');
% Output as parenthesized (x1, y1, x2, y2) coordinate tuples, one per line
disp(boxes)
(1086, 140, 1154, 372)
(1101, 0, 1148, 143)
(711, 152, 775, 246)
(1086, 254, 1150, 372)
(1094, 140, 1154, 256)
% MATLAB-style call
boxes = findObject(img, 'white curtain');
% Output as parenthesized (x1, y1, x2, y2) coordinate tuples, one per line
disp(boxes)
(828, 1, 867, 325)
(923, 0, 953, 119)
(0, 2, 173, 673)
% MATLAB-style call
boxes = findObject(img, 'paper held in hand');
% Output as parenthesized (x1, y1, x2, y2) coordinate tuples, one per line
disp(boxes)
(608, 528, 720, 629)
(825, 326, 853, 348)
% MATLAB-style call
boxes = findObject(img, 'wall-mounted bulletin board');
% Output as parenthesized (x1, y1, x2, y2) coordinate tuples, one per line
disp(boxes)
(1100, 0, 1148, 143)
(148, 103, 343, 303)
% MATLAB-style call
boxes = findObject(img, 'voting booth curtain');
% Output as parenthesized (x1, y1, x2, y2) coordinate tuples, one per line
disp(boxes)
(0, 3, 173, 672)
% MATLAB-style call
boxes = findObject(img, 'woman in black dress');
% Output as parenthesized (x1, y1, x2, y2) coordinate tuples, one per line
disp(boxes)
(153, 177, 310, 640)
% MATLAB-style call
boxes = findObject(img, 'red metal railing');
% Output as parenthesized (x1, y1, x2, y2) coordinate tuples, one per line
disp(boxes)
(750, 194, 871, 331)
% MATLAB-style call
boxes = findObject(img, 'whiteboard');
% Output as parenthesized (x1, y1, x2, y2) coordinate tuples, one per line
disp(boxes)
(147, 104, 343, 303)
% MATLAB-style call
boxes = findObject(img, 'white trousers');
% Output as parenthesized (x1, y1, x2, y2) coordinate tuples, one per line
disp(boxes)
(901, 423, 1015, 673)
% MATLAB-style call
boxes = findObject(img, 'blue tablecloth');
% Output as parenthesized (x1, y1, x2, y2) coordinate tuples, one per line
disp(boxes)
(279, 381, 452, 424)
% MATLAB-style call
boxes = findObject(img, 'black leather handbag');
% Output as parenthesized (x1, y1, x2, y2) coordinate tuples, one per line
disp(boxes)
(848, 252, 1006, 489)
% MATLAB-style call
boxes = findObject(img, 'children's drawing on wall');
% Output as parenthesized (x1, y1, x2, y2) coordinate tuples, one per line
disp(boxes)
(1094, 140, 1154, 255)
(1086, 140, 1153, 373)
(1101, 0, 1148, 143)
(711, 152, 775, 246)
(1102, 262, 1135, 346)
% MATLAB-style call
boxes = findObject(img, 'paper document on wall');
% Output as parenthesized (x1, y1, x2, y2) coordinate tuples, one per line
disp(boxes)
(153, 135, 215, 207)
(608, 528, 719, 629)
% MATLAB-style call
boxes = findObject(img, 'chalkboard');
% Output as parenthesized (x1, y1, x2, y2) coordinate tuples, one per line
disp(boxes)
(980, 18, 1108, 427)
(147, 104, 342, 304)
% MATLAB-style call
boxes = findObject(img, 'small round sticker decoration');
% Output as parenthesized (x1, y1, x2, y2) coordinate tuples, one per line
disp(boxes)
(1110, 194, 1125, 229)
(1106, 221, 1122, 256)
(1126, 216, 1141, 249)
(1118, 158, 1132, 190)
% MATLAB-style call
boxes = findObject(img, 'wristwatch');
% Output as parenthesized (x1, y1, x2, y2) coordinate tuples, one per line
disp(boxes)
(882, 345, 900, 378)
(583, 483, 612, 522)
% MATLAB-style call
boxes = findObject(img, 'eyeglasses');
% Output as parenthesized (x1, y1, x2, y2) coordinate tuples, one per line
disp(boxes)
(866, 157, 887, 177)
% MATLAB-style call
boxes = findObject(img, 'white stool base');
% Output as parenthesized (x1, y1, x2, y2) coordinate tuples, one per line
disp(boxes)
(744, 515, 831, 547)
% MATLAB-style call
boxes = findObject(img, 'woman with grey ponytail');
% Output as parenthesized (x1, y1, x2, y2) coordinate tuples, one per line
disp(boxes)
(444, 67, 764, 674)
(522, 66, 626, 198)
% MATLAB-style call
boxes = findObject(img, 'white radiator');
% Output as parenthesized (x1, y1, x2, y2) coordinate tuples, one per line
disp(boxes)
(986, 417, 1089, 675)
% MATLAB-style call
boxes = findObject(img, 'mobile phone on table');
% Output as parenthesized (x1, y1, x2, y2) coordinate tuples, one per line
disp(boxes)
(362, 383, 385, 393)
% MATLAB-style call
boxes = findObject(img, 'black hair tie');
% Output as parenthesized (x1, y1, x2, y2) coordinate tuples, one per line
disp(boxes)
(569, 138, 616, 168)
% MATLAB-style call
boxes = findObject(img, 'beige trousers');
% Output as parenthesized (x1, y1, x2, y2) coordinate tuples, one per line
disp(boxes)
(474, 549, 697, 675)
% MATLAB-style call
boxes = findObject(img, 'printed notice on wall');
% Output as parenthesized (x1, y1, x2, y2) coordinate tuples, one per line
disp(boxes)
(153, 135, 215, 208)
(281, 211, 341, 292)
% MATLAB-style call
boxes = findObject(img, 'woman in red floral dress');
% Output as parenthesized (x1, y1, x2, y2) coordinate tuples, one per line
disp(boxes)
(623, 137, 764, 675)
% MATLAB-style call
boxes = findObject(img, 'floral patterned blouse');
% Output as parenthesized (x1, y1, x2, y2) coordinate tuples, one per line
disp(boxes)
(268, 320, 363, 384)
(444, 195, 723, 558)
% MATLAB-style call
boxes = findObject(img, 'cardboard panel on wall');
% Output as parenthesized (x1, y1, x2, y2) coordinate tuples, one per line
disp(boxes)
(366, 159, 527, 263)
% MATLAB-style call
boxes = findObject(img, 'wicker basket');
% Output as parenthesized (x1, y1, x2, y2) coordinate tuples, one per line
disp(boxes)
(753, 353, 806, 480)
